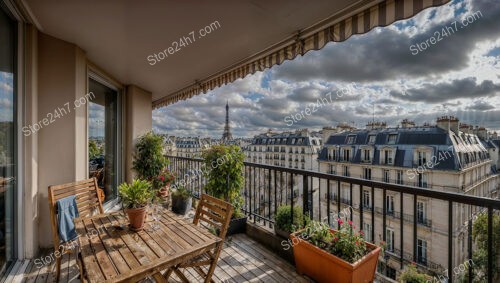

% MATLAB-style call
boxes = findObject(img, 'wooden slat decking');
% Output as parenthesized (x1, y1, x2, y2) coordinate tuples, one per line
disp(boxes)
(12, 234, 311, 283)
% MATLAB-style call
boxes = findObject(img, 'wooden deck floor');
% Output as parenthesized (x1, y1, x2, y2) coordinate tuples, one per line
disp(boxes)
(6, 234, 310, 283)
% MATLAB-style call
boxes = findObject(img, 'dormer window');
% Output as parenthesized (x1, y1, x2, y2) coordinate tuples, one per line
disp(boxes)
(368, 135, 376, 144)
(382, 149, 394, 165)
(342, 148, 351, 161)
(417, 151, 428, 166)
(346, 135, 356, 144)
(387, 134, 398, 144)
(362, 149, 371, 162)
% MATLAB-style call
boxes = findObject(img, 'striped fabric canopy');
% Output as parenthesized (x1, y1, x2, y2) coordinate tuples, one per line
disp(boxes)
(153, 0, 451, 108)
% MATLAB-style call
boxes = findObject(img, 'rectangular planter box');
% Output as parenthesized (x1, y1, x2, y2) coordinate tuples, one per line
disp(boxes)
(290, 229, 381, 283)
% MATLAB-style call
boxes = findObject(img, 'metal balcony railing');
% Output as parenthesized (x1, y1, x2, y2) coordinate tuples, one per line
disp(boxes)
(167, 155, 500, 283)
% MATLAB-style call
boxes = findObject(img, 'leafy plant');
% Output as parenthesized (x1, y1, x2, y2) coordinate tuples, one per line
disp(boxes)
(171, 185, 192, 200)
(201, 145, 245, 217)
(275, 205, 309, 233)
(132, 132, 169, 188)
(459, 212, 500, 282)
(119, 179, 154, 209)
(399, 264, 432, 283)
(299, 219, 369, 264)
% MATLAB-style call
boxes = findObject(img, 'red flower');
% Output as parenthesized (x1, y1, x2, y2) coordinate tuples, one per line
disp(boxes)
(334, 237, 339, 242)
(160, 176, 165, 181)
(348, 220, 353, 226)
(355, 240, 359, 246)
(337, 218, 344, 225)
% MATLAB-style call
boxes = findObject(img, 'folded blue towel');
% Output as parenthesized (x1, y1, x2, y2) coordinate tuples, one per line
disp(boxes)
(57, 195, 80, 242)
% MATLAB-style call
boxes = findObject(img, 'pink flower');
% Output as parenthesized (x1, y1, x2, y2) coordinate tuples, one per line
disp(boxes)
(337, 218, 344, 225)
(348, 220, 353, 226)
(360, 230, 364, 235)
(160, 176, 165, 181)
(355, 240, 359, 246)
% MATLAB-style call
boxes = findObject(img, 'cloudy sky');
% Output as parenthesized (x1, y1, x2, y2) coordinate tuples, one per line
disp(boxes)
(154, 0, 500, 138)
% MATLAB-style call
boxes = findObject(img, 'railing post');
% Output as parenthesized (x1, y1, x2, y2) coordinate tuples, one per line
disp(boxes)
(448, 201, 453, 283)
(468, 216, 472, 283)
(487, 206, 493, 283)
(303, 174, 309, 219)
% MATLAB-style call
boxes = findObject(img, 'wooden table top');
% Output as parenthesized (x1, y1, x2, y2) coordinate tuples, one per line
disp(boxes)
(74, 209, 221, 283)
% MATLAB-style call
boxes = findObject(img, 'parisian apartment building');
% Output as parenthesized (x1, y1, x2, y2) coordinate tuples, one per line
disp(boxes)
(243, 129, 322, 170)
(317, 116, 499, 279)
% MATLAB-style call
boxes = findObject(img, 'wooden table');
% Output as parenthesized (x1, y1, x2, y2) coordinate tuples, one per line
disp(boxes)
(74, 209, 222, 282)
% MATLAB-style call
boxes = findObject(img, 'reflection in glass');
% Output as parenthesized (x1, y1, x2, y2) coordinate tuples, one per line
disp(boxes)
(88, 79, 118, 202)
(0, 6, 16, 273)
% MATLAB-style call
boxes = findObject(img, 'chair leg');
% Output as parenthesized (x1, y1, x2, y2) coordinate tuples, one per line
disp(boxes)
(174, 268, 190, 283)
(163, 268, 173, 280)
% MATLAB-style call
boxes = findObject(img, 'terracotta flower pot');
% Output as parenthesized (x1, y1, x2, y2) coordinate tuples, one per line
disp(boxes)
(290, 228, 381, 283)
(125, 206, 147, 231)
(157, 186, 170, 198)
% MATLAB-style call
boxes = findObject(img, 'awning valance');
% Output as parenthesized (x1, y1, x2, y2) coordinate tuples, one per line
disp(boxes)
(153, 0, 451, 109)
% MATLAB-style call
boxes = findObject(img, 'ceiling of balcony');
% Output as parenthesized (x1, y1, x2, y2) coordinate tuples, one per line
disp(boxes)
(24, 0, 371, 103)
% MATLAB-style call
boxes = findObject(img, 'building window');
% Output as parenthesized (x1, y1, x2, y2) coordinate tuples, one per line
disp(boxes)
(363, 149, 371, 162)
(386, 267, 396, 280)
(368, 135, 376, 144)
(342, 149, 350, 161)
(417, 239, 427, 265)
(387, 134, 398, 144)
(346, 135, 356, 144)
(363, 168, 371, 180)
(418, 173, 427, 188)
(417, 201, 426, 224)
(383, 170, 390, 183)
(329, 165, 335, 174)
(363, 223, 372, 242)
(363, 190, 371, 208)
(386, 195, 394, 215)
(386, 229, 395, 252)
(396, 170, 403, 185)
(417, 151, 428, 166)
(343, 166, 349, 177)
(383, 149, 394, 165)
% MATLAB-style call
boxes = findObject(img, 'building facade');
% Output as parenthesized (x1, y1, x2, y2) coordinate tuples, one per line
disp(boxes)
(317, 117, 498, 279)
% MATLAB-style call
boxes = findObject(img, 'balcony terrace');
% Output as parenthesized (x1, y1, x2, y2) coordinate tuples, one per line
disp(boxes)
(168, 155, 500, 282)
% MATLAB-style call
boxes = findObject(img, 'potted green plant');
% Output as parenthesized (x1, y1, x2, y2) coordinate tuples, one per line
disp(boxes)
(119, 179, 154, 231)
(202, 144, 246, 235)
(171, 185, 193, 215)
(399, 264, 433, 282)
(274, 205, 309, 239)
(290, 219, 381, 283)
(132, 132, 169, 193)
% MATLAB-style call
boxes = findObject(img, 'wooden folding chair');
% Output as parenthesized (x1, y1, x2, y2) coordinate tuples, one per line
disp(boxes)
(48, 178, 104, 282)
(164, 194, 233, 283)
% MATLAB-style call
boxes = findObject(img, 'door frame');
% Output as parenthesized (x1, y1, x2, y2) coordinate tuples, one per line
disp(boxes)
(87, 67, 124, 211)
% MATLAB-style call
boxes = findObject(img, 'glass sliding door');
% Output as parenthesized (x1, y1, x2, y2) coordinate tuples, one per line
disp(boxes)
(88, 79, 119, 202)
(0, 5, 16, 274)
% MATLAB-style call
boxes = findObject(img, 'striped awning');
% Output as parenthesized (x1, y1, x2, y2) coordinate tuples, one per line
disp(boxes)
(153, 0, 451, 109)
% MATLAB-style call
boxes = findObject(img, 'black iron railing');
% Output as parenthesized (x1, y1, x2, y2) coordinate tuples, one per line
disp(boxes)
(167, 155, 500, 283)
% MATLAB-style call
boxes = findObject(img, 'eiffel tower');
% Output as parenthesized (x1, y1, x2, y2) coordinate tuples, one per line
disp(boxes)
(222, 101, 233, 143)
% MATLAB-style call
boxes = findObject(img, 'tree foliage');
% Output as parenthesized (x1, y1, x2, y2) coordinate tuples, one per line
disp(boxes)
(201, 145, 245, 217)
(132, 132, 169, 188)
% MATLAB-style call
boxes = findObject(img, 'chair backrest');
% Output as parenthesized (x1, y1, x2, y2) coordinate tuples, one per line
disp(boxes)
(48, 178, 104, 246)
(193, 194, 233, 240)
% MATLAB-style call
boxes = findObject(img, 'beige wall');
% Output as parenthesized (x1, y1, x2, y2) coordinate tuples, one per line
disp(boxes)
(125, 85, 153, 183)
(36, 33, 87, 248)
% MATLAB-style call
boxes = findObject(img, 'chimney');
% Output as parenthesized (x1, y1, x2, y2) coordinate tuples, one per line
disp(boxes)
(460, 123, 471, 134)
(322, 127, 338, 142)
(477, 127, 487, 140)
(366, 121, 387, 130)
(436, 116, 459, 133)
(401, 119, 416, 128)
